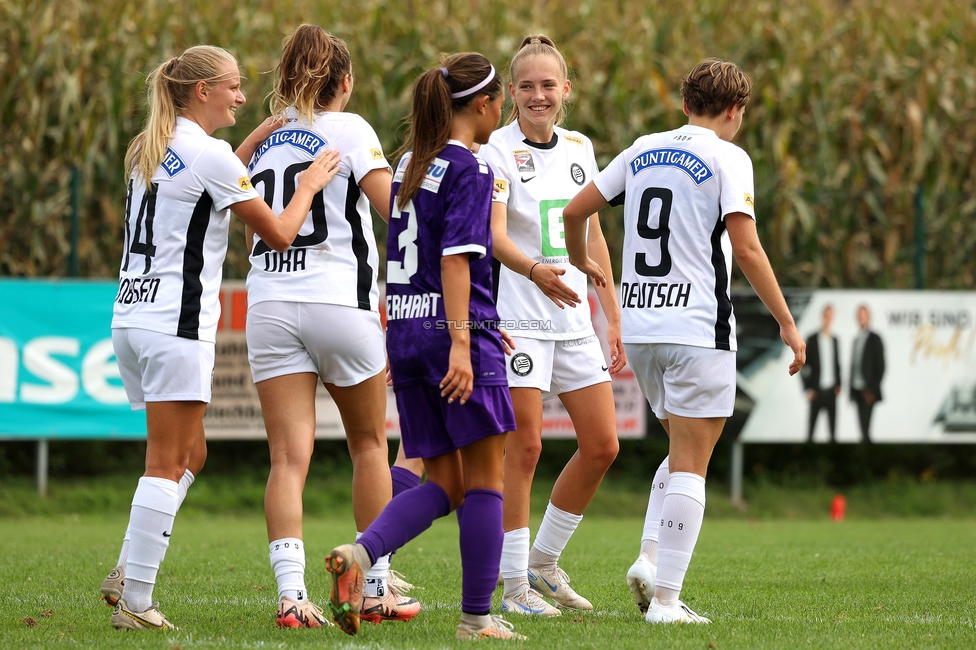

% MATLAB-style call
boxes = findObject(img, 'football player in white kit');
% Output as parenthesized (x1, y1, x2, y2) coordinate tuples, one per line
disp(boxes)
(478, 35, 623, 616)
(244, 25, 421, 628)
(103, 45, 339, 630)
(564, 58, 805, 623)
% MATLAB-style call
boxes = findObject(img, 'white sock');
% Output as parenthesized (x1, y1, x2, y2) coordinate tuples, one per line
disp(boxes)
(531, 501, 583, 559)
(655, 472, 706, 606)
(117, 469, 194, 570)
(357, 532, 390, 597)
(270, 538, 307, 602)
(121, 477, 179, 612)
(640, 456, 670, 564)
(500, 527, 530, 593)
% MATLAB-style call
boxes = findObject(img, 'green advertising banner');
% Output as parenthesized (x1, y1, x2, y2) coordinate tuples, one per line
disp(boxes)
(0, 279, 146, 439)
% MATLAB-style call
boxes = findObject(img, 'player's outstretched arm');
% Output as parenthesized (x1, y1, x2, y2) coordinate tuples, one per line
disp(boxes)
(726, 212, 805, 375)
(564, 182, 610, 287)
(440, 254, 474, 405)
(587, 214, 626, 373)
(231, 149, 341, 251)
(235, 116, 286, 166)
(490, 203, 580, 309)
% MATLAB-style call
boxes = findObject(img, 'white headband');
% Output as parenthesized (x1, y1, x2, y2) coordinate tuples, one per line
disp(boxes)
(450, 65, 496, 99)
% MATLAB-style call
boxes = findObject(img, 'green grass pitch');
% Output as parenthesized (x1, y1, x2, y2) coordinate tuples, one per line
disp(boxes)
(1, 513, 973, 649)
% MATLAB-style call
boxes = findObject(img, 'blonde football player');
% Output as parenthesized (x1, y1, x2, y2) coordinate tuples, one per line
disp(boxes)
(479, 35, 623, 616)
(244, 25, 420, 627)
(103, 44, 339, 630)
(564, 58, 805, 623)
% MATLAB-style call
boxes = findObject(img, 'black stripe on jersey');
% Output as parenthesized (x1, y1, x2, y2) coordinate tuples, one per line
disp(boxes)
(344, 175, 372, 310)
(709, 216, 732, 350)
(176, 191, 214, 340)
(523, 133, 558, 150)
(491, 256, 501, 304)
(608, 191, 626, 208)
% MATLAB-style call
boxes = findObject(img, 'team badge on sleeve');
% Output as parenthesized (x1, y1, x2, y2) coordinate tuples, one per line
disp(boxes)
(744, 193, 755, 208)
(239, 176, 254, 191)
(370, 148, 384, 160)
(570, 163, 586, 186)
(513, 149, 535, 173)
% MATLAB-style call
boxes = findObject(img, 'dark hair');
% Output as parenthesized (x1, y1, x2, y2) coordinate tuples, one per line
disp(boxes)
(396, 52, 501, 208)
(680, 58, 752, 118)
(270, 24, 352, 121)
(505, 34, 570, 126)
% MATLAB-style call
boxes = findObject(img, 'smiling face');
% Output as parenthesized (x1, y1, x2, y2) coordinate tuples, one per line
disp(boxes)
(510, 54, 570, 140)
(204, 62, 246, 130)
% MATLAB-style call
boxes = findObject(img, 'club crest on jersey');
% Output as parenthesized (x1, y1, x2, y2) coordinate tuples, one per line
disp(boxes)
(511, 353, 533, 377)
(421, 157, 450, 193)
(161, 148, 187, 178)
(248, 129, 326, 170)
(570, 163, 586, 186)
(629, 148, 714, 185)
(512, 149, 535, 173)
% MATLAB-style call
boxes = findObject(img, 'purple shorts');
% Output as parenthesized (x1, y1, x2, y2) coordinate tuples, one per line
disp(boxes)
(395, 383, 516, 459)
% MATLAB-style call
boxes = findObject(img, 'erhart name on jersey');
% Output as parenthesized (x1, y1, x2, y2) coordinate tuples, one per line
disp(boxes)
(248, 129, 326, 170)
(620, 282, 692, 309)
(629, 148, 714, 185)
(116, 277, 161, 305)
(260, 249, 307, 273)
(387, 292, 442, 321)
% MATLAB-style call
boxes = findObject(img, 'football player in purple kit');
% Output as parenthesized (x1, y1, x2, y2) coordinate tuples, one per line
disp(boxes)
(324, 52, 526, 641)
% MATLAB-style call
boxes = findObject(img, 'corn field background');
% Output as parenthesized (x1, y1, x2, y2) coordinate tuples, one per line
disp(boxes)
(1, 0, 974, 288)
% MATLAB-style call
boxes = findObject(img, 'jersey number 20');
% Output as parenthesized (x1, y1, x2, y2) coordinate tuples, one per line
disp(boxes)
(249, 161, 328, 256)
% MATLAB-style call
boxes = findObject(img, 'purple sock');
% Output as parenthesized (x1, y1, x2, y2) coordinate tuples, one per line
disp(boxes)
(391, 465, 422, 498)
(359, 482, 451, 563)
(459, 489, 503, 615)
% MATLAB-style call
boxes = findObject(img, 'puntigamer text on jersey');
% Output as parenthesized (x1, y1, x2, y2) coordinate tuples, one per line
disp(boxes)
(248, 129, 326, 171)
(629, 148, 714, 185)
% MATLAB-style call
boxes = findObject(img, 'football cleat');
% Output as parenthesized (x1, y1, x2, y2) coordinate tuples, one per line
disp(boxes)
(456, 614, 527, 640)
(644, 597, 711, 624)
(100, 566, 125, 607)
(111, 599, 177, 631)
(361, 583, 422, 624)
(325, 543, 367, 635)
(527, 564, 593, 610)
(276, 595, 331, 628)
(625, 554, 656, 615)
(501, 583, 561, 617)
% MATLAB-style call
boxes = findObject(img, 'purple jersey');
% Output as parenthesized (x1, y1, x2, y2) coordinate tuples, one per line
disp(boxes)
(386, 141, 507, 389)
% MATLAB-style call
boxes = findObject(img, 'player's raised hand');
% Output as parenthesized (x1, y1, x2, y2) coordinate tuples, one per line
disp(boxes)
(531, 264, 581, 309)
(297, 150, 341, 192)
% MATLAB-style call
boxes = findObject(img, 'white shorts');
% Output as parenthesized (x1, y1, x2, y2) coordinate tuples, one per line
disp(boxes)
(625, 342, 735, 419)
(112, 328, 215, 410)
(246, 301, 385, 386)
(506, 335, 610, 399)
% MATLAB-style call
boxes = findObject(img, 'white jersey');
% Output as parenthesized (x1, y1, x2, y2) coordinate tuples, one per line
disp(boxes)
(593, 124, 756, 350)
(112, 117, 259, 342)
(480, 122, 597, 340)
(245, 109, 390, 312)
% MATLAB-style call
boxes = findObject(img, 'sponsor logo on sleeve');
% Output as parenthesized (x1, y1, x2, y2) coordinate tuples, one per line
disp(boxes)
(570, 162, 586, 186)
(161, 148, 187, 178)
(238, 176, 254, 191)
(513, 149, 535, 173)
(629, 148, 714, 185)
(370, 148, 384, 160)
(564, 135, 584, 146)
(494, 179, 508, 193)
(393, 153, 411, 183)
(744, 192, 755, 208)
(420, 157, 450, 193)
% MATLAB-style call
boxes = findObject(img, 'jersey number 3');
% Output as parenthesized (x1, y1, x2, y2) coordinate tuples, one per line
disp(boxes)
(635, 187, 673, 277)
(387, 200, 419, 284)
